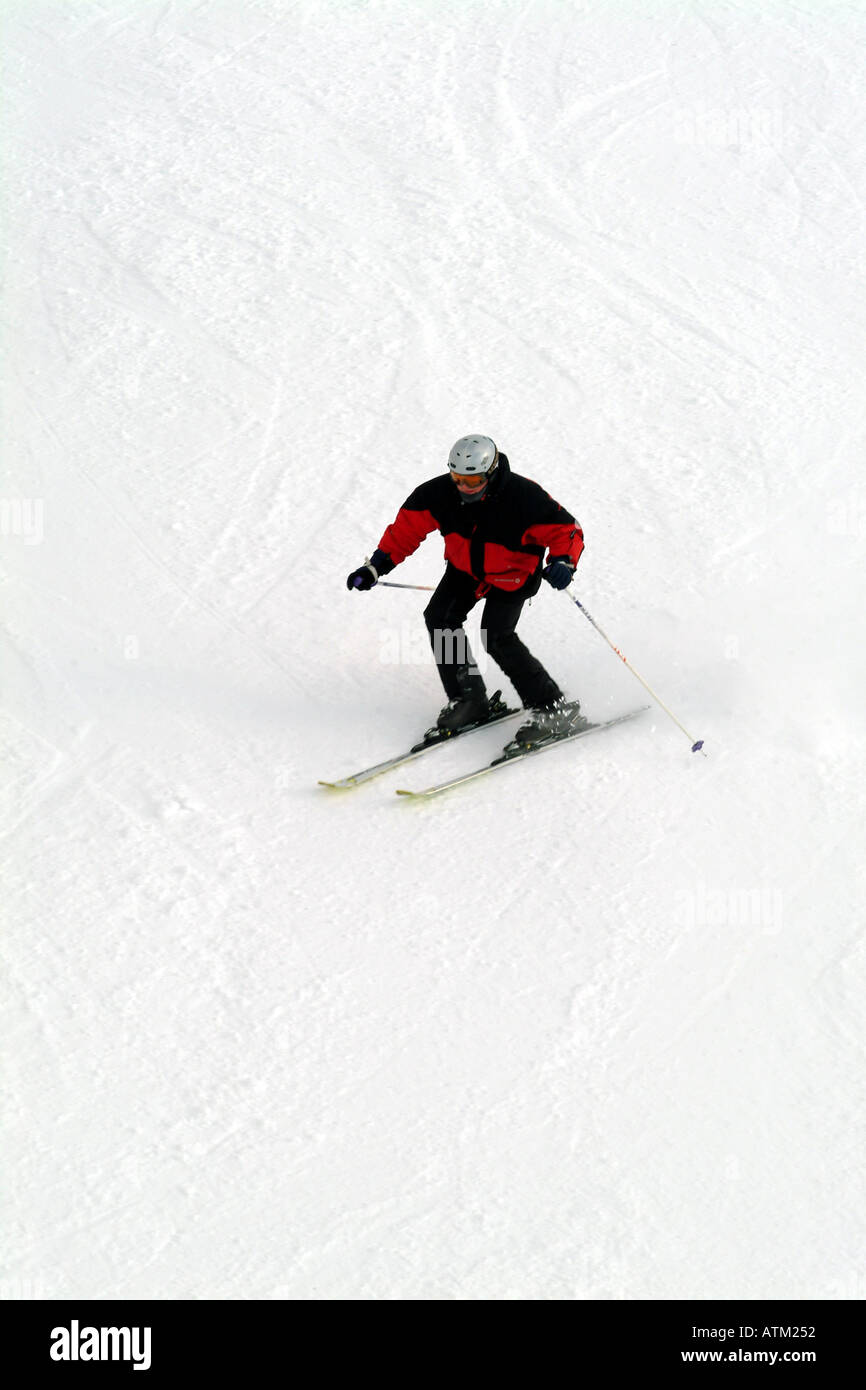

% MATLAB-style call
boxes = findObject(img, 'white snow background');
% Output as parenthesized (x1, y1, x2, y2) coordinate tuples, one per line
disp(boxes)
(2, 0, 865, 1301)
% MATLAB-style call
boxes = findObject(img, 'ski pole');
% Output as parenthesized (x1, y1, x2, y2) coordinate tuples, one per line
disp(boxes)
(377, 580, 435, 591)
(566, 592, 705, 753)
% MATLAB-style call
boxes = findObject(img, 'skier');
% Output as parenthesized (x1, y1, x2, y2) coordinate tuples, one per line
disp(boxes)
(346, 436, 586, 745)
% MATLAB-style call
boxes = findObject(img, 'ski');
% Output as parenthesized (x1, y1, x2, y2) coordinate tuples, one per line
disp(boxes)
(395, 706, 650, 799)
(317, 695, 520, 790)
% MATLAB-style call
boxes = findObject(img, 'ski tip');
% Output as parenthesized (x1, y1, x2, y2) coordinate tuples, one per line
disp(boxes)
(395, 788, 418, 797)
(317, 779, 354, 790)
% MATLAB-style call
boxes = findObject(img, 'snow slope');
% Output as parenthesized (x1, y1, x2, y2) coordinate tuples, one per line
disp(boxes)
(2, 0, 865, 1300)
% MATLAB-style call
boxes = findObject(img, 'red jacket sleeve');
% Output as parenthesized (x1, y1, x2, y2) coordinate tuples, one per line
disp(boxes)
(522, 519, 585, 567)
(378, 506, 439, 566)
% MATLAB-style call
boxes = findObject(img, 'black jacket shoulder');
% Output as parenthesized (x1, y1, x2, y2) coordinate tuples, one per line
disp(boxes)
(400, 453, 574, 530)
(401, 474, 455, 514)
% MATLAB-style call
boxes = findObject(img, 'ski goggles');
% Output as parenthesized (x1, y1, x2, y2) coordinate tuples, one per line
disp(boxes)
(451, 471, 488, 492)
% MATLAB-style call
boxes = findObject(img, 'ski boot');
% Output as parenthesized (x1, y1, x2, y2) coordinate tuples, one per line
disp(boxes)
(435, 672, 489, 734)
(513, 697, 587, 747)
(413, 689, 513, 751)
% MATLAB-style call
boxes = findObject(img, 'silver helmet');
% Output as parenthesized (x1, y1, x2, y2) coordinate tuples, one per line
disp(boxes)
(448, 435, 498, 475)
(447, 435, 499, 501)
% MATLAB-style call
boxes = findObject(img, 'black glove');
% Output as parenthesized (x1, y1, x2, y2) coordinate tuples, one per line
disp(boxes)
(542, 557, 575, 590)
(347, 561, 378, 591)
(346, 548, 394, 591)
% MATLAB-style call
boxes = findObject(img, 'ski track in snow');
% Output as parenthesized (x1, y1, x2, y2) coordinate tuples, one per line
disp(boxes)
(1, 0, 865, 1301)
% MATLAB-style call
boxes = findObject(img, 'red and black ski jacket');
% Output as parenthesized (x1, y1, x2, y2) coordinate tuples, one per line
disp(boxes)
(372, 454, 584, 596)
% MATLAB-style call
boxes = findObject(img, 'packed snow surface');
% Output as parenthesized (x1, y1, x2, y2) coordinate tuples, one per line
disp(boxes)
(2, 0, 865, 1300)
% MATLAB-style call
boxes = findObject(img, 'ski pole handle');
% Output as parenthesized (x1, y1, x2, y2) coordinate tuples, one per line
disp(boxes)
(567, 592, 705, 754)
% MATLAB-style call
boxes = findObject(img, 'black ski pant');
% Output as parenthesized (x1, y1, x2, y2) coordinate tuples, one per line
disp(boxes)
(423, 564, 562, 710)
